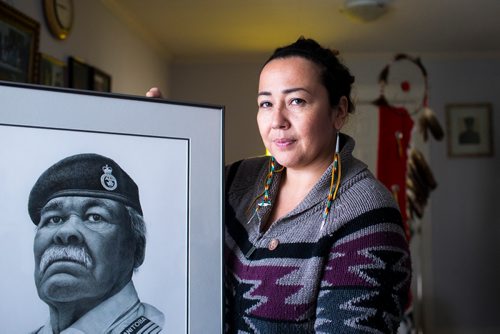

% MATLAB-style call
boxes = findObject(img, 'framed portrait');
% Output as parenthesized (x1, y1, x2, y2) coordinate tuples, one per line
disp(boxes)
(91, 66, 112, 92)
(39, 53, 66, 87)
(0, 1, 40, 83)
(68, 56, 92, 90)
(0, 81, 224, 333)
(446, 103, 494, 157)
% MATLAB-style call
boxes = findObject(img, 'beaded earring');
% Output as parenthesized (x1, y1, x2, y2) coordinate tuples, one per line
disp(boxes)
(249, 133, 341, 230)
(258, 156, 284, 207)
(320, 132, 342, 230)
(245, 156, 284, 225)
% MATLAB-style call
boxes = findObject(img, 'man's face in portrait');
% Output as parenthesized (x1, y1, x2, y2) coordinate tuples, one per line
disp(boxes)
(33, 196, 136, 305)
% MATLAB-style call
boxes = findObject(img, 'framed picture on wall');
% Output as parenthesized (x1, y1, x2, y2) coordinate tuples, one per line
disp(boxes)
(0, 1, 40, 83)
(68, 56, 92, 90)
(446, 103, 494, 157)
(0, 81, 224, 333)
(91, 66, 112, 92)
(39, 53, 66, 87)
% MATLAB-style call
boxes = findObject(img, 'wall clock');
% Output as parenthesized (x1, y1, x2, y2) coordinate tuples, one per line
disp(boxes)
(43, 0, 74, 40)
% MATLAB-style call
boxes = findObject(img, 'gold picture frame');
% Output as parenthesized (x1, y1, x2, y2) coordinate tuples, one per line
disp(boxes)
(39, 53, 66, 87)
(0, 1, 40, 83)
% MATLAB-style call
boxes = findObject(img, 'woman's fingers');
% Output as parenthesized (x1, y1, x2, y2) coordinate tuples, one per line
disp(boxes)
(146, 87, 163, 98)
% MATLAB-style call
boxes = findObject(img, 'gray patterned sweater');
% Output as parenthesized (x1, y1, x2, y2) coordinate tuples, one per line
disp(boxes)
(225, 134, 411, 333)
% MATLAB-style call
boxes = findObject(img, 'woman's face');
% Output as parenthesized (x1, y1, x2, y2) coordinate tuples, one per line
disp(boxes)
(257, 56, 345, 171)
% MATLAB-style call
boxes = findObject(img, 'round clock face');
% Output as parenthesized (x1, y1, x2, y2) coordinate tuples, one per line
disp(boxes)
(55, 0, 73, 30)
(44, 0, 74, 40)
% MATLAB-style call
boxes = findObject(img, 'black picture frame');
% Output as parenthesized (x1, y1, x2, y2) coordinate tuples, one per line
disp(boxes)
(0, 81, 224, 333)
(68, 56, 92, 90)
(91, 66, 112, 92)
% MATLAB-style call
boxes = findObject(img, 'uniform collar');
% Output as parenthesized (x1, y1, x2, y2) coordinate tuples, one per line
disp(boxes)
(39, 281, 138, 333)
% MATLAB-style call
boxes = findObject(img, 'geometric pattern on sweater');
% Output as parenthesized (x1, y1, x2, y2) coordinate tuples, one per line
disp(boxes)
(226, 248, 312, 321)
(226, 262, 315, 333)
(317, 210, 411, 333)
(315, 214, 410, 333)
(241, 316, 314, 333)
(225, 135, 411, 333)
(226, 207, 410, 333)
(316, 288, 400, 334)
(322, 229, 411, 289)
(321, 207, 411, 289)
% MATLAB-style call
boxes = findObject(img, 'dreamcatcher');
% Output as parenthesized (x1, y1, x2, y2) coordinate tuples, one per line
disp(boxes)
(374, 54, 444, 334)
(373, 54, 444, 237)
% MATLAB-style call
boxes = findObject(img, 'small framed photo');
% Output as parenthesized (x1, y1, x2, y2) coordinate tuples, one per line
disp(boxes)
(446, 103, 494, 157)
(39, 53, 66, 87)
(68, 56, 92, 90)
(0, 1, 40, 83)
(91, 66, 112, 92)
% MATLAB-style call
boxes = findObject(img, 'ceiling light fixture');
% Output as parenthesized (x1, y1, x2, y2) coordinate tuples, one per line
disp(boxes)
(341, 0, 393, 22)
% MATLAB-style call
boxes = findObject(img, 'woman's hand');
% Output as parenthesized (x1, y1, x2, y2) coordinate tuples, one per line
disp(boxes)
(146, 87, 163, 98)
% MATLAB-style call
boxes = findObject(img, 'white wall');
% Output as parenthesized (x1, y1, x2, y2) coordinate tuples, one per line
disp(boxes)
(425, 56, 500, 334)
(169, 53, 500, 334)
(169, 58, 266, 164)
(6, 0, 170, 95)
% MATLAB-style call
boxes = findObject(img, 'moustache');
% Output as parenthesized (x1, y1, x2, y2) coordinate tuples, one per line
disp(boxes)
(39, 246, 93, 274)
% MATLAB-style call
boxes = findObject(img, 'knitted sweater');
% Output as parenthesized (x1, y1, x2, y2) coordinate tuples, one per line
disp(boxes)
(224, 134, 411, 333)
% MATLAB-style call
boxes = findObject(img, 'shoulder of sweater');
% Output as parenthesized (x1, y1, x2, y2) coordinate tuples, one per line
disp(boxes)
(339, 154, 393, 206)
(340, 166, 397, 211)
(322, 158, 401, 235)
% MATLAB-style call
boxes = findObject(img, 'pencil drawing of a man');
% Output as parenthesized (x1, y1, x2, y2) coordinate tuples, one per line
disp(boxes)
(28, 153, 164, 334)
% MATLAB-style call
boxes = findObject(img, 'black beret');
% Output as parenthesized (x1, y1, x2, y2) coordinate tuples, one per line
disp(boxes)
(28, 153, 142, 224)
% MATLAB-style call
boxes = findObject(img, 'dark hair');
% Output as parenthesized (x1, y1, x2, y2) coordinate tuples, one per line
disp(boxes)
(265, 37, 355, 113)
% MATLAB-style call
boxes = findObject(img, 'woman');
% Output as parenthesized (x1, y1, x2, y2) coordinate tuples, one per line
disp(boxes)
(148, 37, 411, 333)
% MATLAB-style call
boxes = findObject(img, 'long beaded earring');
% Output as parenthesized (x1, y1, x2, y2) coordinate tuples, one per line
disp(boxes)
(245, 156, 286, 220)
(321, 132, 342, 230)
(258, 156, 284, 207)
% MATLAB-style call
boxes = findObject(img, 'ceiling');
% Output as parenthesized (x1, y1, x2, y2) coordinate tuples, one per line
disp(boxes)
(103, 0, 500, 60)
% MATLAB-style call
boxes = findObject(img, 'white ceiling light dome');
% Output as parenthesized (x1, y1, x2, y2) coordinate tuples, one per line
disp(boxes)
(341, 0, 393, 22)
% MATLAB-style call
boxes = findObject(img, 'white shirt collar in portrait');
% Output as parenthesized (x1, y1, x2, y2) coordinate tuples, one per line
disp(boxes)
(36, 281, 164, 333)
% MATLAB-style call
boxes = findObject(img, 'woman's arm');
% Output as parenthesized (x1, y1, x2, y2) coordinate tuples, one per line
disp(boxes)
(315, 207, 411, 333)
